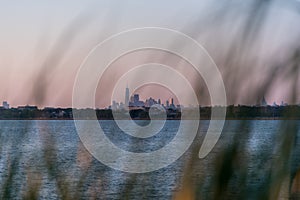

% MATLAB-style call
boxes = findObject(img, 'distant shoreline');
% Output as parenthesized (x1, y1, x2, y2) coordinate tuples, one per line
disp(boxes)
(1, 105, 300, 120)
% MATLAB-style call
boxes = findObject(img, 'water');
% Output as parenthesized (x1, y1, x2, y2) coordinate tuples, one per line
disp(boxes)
(0, 120, 300, 199)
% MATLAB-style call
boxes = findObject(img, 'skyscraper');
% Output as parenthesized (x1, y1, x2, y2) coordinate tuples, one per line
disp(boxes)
(2, 101, 9, 109)
(166, 100, 170, 107)
(125, 86, 130, 106)
(261, 96, 268, 106)
(133, 94, 139, 103)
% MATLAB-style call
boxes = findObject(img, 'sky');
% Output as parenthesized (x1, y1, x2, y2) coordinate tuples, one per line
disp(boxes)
(0, 0, 300, 108)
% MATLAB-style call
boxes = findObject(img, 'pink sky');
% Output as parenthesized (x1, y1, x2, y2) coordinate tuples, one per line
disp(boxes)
(0, 1, 300, 108)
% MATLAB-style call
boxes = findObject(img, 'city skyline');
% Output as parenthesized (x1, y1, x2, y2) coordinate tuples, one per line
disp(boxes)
(110, 86, 179, 110)
(0, 90, 290, 110)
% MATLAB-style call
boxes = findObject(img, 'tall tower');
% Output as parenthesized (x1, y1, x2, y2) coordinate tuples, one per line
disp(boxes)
(125, 86, 130, 106)
(2, 101, 9, 109)
(261, 96, 268, 106)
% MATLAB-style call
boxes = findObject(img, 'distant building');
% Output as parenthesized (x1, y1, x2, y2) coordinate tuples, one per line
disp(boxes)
(133, 94, 139, 103)
(109, 86, 181, 111)
(169, 98, 176, 110)
(111, 100, 119, 110)
(281, 101, 288, 106)
(119, 102, 125, 109)
(145, 97, 157, 107)
(166, 100, 170, 108)
(125, 86, 130, 107)
(129, 94, 144, 107)
(2, 101, 9, 109)
(261, 96, 268, 106)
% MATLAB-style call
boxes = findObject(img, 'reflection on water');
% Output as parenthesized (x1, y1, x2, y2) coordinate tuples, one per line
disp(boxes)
(0, 120, 300, 199)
